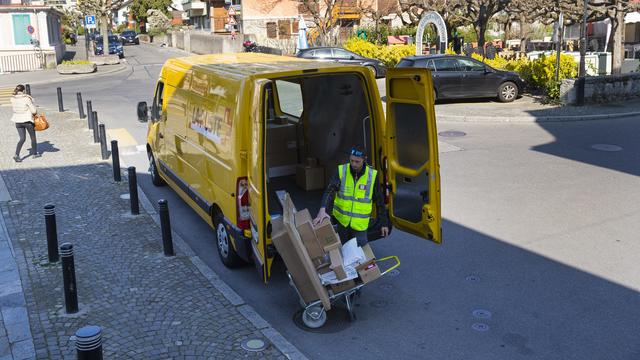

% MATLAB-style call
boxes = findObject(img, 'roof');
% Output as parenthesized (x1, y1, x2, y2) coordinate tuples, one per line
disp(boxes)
(0, 5, 64, 15)
(165, 53, 354, 80)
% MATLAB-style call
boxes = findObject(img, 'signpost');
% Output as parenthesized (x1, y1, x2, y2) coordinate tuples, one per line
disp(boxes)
(27, 25, 35, 35)
(84, 15, 96, 29)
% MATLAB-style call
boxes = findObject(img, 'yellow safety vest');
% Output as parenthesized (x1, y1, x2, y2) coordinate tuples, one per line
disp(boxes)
(333, 164, 377, 231)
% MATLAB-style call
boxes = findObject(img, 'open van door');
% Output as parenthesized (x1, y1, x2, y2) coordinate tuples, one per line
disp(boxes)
(248, 79, 273, 283)
(382, 68, 442, 244)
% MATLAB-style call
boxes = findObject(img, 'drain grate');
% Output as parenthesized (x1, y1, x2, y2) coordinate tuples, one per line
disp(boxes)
(590, 144, 622, 152)
(439, 131, 467, 138)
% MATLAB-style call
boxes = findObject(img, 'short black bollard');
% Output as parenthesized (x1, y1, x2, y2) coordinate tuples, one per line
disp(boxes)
(111, 140, 121, 182)
(128, 167, 139, 215)
(57, 87, 64, 112)
(158, 200, 175, 256)
(75, 325, 103, 360)
(25, 84, 31, 95)
(98, 124, 108, 160)
(86, 101, 93, 129)
(44, 204, 59, 263)
(60, 243, 78, 314)
(91, 111, 99, 143)
(77, 92, 85, 119)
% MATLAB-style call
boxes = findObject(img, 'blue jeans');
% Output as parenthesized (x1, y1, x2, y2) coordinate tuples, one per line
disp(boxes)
(336, 223, 368, 247)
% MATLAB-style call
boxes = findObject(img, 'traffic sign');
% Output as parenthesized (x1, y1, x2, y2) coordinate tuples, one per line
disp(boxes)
(85, 15, 96, 29)
(26, 25, 34, 35)
(228, 8, 236, 16)
(227, 16, 237, 25)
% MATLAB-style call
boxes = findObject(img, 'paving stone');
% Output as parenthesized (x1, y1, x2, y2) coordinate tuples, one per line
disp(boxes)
(11, 339, 36, 360)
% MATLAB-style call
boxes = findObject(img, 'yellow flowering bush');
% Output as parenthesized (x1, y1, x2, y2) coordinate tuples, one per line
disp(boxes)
(344, 37, 415, 67)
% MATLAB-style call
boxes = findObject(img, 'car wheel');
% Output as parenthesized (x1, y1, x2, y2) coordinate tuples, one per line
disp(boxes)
(498, 81, 518, 102)
(214, 213, 243, 268)
(148, 151, 165, 186)
(365, 65, 377, 78)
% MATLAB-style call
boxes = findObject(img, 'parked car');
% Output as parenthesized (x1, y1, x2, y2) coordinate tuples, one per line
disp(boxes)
(119, 30, 139, 45)
(296, 47, 387, 78)
(95, 35, 124, 58)
(396, 55, 525, 102)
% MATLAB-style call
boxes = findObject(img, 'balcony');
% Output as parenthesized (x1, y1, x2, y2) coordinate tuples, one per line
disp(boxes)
(182, 0, 205, 12)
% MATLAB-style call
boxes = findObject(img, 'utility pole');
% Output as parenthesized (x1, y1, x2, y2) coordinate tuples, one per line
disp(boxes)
(555, 11, 564, 82)
(579, 0, 588, 77)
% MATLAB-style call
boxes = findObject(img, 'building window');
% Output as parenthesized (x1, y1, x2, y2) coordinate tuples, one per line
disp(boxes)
(12, 14, 32, 45)
(278, 20, 291, 39)
(267, 22, 277, 38)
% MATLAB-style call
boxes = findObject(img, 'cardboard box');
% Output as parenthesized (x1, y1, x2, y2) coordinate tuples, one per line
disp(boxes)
(329, 279, 356, 294)
(314, 219, 341, 252)
(270, 217, 319, 303)
(356, 244, 381, 284)
(296, 164, 325, 191)
(306, 157, 318, 167)
(294, 209, 325, 262)
(329, 248, 347, 280)
(266, 123, 297, 154)
(267, 151, 298, 168)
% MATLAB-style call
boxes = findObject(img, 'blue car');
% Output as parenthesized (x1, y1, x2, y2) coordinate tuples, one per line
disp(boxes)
(95, 35, 124, 58)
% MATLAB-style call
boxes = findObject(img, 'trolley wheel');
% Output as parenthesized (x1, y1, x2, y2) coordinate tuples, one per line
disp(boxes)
(302, 306, 327, 329)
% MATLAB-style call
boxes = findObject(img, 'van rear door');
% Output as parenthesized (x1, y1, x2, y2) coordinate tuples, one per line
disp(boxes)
(382, 68, 442, 244)
(248, 79, 272, 283)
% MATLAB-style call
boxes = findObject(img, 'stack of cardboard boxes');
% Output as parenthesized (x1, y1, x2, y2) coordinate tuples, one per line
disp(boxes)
(271, 193, 382, 310)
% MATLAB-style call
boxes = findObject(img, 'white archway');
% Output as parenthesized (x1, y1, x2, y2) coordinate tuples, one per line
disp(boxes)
(416, 11, 448, 55)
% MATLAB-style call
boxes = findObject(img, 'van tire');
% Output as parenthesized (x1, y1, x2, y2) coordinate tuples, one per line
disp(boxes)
(214, 214, 242, 268)
(148, 151, 165, 186)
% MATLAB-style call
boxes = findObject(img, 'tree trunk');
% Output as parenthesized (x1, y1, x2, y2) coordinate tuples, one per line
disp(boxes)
(101, 15, 109, 56)
(476, 22, 487, 55)
(519, 14, 530, 54)
(611, 9, 625, 74)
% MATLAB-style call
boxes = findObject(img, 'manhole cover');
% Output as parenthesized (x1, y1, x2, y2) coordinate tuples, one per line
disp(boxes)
(241, 338, 268, 352)
(472, 309, 492, 319)
(439, 131, 466, 137)
(471, 323, 490, 332)
(590, 144, 622, 152)
(465, 275, 480, 282)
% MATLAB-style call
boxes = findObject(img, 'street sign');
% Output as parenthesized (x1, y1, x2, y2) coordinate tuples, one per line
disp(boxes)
(228, 8, 236, 16)
(85, 15, 96, 29)
(26, 25, 35, 35)
(227, 16, 237, 25)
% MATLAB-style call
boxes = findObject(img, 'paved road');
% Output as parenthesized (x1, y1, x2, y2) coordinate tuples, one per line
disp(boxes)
(6, 44, 640, 360)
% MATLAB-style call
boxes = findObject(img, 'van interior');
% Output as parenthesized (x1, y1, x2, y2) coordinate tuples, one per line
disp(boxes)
(265, 73, 376, 220)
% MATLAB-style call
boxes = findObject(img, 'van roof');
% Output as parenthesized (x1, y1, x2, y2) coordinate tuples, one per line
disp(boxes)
(163, 53, 353, 80)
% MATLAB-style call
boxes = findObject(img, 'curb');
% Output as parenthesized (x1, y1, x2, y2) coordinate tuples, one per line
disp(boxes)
(437, 110, 640, 123)
(0, 63, 130, 87)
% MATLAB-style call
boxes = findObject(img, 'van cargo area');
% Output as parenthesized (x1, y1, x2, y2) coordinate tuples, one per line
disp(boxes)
(265, 73, 374, 218)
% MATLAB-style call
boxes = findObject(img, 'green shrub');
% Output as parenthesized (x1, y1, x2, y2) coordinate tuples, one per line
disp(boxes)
(61, 60, 92, 65)
(344, 37, 415, 67)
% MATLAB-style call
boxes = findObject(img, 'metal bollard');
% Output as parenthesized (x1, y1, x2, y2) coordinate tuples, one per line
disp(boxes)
(111, 140, 121, 182)
(91, 111, 99, 143)
(75, 325, 103, 360)
(77, 92, 85, 119)
(25, 84, 31, 95)
(44, 204, 59, 263)
(60, 243, 78, 314)
(57, 87, 64, 112)
(86, 101, 93, 129)
(158, 200, 175, 256)
(98, 124, 108, 160)
(128, 167, 139, 215)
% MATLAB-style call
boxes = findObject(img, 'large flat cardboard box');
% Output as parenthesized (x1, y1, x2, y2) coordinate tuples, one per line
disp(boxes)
(329, 279, 355, 294)
(314, 218, 341, 252)
(329, 248, 347, 280)
(271, 217, 318, 303)
(296, 164, 325, 191)
(356, 244, 381, 284)
(266, 123, 297, 154)
(282, 194, 331, 309)
(294, 209, 325, 263)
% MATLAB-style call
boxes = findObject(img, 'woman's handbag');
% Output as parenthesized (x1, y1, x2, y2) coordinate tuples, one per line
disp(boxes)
(33, 113, 49, 131)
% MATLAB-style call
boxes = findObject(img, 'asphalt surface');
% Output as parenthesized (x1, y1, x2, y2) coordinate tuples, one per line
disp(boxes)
(3, 44, 640, 360)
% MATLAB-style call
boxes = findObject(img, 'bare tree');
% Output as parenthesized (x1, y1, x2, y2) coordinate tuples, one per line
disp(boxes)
(358, 0, 399, 43)
(77, 0, 124, 56)
(588, 0, 639, 74)
(299, 0, 348, 46)
(396, 0, 468, 38)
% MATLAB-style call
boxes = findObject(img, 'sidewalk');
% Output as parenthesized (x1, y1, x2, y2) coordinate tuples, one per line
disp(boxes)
(0, 107, 294, 359)
(435, 95, 640, 122)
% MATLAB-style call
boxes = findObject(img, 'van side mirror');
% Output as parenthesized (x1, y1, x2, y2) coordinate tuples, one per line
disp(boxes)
(137, 101, 149, 122)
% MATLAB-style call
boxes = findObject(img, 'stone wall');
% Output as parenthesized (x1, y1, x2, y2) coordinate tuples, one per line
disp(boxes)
(560, 73, 640, 105)
(168, 30, 242, 55)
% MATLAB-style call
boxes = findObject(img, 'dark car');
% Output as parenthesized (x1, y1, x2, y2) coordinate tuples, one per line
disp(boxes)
(396, 55, 525, 102)
(296, 47, 387, 78)
(119, 30, 139, 45)
(95, 35, 124, 58)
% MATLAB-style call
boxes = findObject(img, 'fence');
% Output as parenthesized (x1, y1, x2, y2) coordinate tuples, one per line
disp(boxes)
(0, 52, 44, 73)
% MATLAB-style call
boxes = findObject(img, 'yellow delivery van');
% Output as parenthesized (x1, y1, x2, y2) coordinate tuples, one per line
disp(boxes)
(138, 53, 441, 283)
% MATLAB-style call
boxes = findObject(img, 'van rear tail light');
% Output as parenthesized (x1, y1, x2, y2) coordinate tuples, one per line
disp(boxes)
(237, 177, 250, 230)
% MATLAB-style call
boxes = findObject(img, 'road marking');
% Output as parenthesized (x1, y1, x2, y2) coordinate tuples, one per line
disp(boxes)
(0, 87, 13, 105)
(107, 128, 138, 148)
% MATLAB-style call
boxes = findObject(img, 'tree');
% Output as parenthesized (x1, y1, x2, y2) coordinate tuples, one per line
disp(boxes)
(396, 0, 468, 40)
(129, 0, 172, 33)
(146, 9, 172, 36)
(454, 0, 511, 51)
(299, 0, 348, 46)
(358, 0, 399, 44)
(588, 0, 639, 74)
(77, 0, 124, 56)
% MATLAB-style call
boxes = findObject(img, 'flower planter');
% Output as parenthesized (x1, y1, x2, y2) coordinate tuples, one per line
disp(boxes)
(88, 55, 120, 65)
(56, 63, 97, 74)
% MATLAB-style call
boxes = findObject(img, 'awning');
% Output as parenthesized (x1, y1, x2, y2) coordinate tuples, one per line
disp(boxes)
(625, 12, 640, 24)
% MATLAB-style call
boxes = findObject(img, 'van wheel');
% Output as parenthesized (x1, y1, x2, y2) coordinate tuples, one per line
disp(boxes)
(148, 151, 165, 186)
(214, 214, 242, 268)
(498, 82, 518, 102)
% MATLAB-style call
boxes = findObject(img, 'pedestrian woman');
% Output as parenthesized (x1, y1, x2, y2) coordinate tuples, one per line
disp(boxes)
(10, 84, 39, 162)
